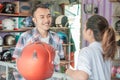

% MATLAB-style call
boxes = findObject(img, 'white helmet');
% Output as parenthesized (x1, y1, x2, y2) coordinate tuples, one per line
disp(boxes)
(2, 19, 15, 30)
(55, 15, 69, 27)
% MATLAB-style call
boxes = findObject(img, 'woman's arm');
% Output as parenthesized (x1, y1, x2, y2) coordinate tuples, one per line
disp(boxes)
(66, 69, 89, 80)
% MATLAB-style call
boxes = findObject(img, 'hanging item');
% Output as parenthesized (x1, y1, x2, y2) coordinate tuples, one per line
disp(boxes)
(84, 4, 94, 14)
(84, 3, 98, 14)
(16, 42, 55, 80)
(2, 18, 15, 30)
(55, 15, 69, 27)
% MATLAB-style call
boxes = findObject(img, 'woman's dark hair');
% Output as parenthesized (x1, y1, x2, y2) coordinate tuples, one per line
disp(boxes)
(86, 15, 117, 60)
(31, 1, 50, 16)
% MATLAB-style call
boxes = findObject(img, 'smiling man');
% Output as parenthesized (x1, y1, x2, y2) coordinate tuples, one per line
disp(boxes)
(13, 2, 64, 80)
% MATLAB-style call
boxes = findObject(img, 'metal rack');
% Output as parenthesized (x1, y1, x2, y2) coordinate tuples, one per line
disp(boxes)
(0, 61, 16, 80)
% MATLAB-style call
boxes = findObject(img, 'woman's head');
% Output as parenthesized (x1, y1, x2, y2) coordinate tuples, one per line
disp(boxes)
(84, 15, 117, 60)
(86, 15, 109, 41)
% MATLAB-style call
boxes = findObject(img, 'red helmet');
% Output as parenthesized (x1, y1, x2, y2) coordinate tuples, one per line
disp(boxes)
(16, 42, 55, 80)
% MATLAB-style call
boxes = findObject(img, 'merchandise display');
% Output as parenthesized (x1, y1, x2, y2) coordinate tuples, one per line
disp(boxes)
(3, 34, 16, 46)
(57, 31, 68, 44)
(2, 19, 15, 30)
(55, 15, 69, 27)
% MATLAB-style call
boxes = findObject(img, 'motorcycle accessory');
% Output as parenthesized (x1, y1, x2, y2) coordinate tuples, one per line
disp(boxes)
(16, 42, 55, 80)
(3, 34, 16, 46)
(55, 15, 69, 27)
(0, 50, 12, 61)
(2, 18, 15, 30)
(1, 2, 16, 14)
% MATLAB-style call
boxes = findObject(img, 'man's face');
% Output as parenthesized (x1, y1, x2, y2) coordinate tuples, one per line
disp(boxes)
(32, 8, 52, 31)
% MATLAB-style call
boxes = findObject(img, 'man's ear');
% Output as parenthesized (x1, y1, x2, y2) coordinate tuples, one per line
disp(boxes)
(32, 18, 36, 24)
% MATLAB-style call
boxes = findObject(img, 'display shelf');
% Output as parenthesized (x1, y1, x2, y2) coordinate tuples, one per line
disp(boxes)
(0, 27, 33, 32)
(0, 13, 31, 17)
(109, 0, 120, 2)
(0, 45, 15, 48)
(111, 77, 120, 80)
(50, 27, 69, 30)
(60, 60, 74, 65)
(0, 27, 69, 33)
(112, 15, 120, 18)
(0, 61, 16, 69)
(0, 43, 73, 48)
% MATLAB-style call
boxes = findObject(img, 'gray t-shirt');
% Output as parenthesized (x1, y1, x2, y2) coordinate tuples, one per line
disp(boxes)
(76, 41, 112, 80)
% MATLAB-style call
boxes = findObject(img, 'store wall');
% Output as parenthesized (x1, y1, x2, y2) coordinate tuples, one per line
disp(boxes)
(81, 0, 113, 47)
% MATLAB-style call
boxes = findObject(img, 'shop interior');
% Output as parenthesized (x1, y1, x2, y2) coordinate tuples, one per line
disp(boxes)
(0, 0, 120, 80)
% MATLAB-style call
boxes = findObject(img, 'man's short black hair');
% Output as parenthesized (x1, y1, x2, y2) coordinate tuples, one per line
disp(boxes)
(31, 1, 50, 16)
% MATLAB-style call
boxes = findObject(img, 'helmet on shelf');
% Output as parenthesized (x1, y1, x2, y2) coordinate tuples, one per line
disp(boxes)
(2, 18, 15, 30)
(3, 34, 16, 46)
(55, 15, 69, 27)
(0, 50, 12, 61)
(57, 31, 68, 44)
(16, 42, 55, 80)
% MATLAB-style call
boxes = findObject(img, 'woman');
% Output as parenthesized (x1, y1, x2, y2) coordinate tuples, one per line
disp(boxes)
(66, 15, 117, 80)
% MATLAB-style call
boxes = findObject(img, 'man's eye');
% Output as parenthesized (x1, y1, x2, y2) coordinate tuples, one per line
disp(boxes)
(40, 16, 44, 19)
(48, 15, 51, 18)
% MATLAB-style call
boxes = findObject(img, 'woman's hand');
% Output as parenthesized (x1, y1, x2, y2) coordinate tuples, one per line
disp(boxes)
(65, 69, 89, 80)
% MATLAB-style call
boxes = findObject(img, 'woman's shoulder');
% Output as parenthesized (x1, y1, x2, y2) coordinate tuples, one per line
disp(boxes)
(79, 46, 94, 56)
(80, 47, 91, 53)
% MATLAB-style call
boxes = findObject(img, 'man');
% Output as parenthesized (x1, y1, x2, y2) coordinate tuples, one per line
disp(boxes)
(13, 2, 64, 79)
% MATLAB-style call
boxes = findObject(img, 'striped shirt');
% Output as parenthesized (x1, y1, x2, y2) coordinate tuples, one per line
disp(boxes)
(76, 41, 112, 80)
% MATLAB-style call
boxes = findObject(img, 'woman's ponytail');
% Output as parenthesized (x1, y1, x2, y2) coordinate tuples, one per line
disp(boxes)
(102, 27, 117, 60)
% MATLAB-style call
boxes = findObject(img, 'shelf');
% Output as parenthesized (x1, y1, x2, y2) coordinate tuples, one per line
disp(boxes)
(111, 77, 120, 80)
(0, 43, 73, 48)
(0, 13, 31, 17)
(0, 27, 70, 33)
(0, 61, 16, 69)
(62, 43, 74, 46)
(113, 59, 120, 61)
(110, 0, 120, 2)
(0, 27, 33, 32)
(0, 45, 15, 48)
(60, 60, 74, 65)
(112, 15, 120, 18)
(50, 27, 69, 30)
